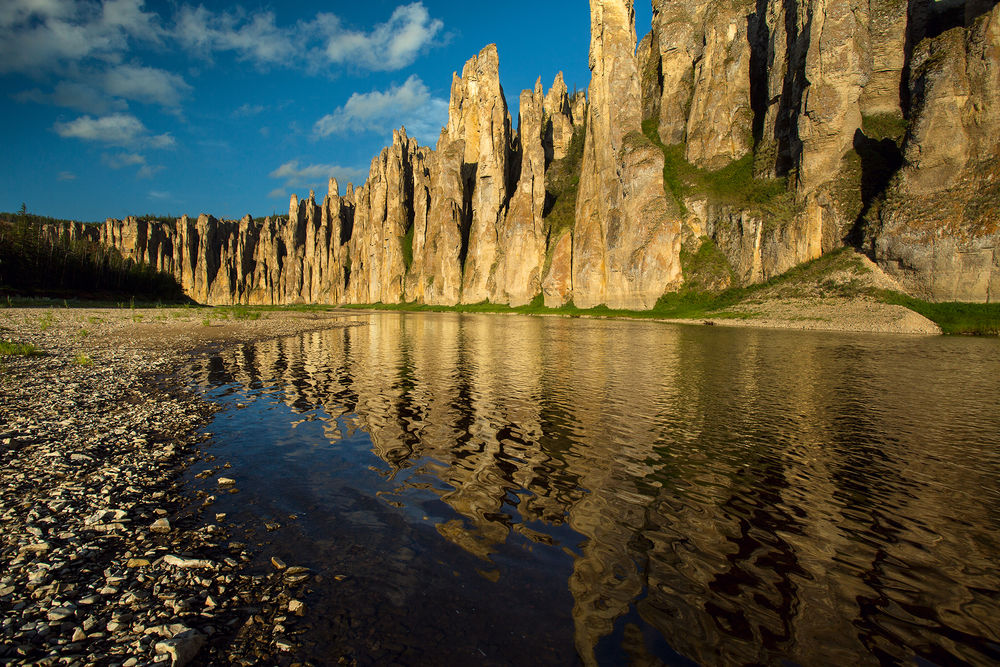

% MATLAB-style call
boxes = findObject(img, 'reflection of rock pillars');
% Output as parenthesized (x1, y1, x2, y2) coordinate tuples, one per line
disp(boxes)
(191, 318, 1000, 665)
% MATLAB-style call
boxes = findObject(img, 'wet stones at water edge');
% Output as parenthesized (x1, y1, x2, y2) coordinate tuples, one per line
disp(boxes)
(0, 323, 316, 664)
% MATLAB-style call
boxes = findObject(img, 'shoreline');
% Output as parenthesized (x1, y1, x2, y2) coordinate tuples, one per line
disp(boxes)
(0, 307, 358, 665)
(336, 294, 942, 336)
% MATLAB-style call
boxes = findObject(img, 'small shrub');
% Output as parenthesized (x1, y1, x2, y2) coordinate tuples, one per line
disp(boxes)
(401, 225, 415, 271)
(0, 339, 45, 357)
(39, 312, 55, 331)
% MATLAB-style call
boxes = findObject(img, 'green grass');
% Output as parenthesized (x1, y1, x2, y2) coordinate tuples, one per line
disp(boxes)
(215, 305, 262, 321)
(401, 225, 415, 271)
(38, 312, 55, 331)
(641, 119, 797, 224)
(542, 123, 587, 276)
(681, 237, 738, 291)
(862, 113, 907, 144)
(878, 292, 1000, 335)
(0, 340, 45, 357)
(73, 353, 93, 366)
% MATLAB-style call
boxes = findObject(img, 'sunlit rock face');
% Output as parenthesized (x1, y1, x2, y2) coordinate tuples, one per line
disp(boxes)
(99, 1, 998, 306)
(871, 2, 1000, 302)
(571, 0, 683, 310)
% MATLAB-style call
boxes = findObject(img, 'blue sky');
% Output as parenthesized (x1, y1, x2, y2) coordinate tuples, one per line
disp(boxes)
(1, 1, 653, 221)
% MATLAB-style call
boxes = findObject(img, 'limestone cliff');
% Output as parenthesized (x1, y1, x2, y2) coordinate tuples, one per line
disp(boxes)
(99, 0, 998, 306)
(572, 0, 682, 309)
(871, 1, 1000, 302)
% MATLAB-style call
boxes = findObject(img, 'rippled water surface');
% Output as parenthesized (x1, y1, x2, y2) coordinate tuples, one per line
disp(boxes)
(188, 313, 1000, 665)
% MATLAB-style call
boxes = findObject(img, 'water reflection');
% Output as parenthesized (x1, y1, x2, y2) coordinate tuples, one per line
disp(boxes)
(190, 313, 1000, 665)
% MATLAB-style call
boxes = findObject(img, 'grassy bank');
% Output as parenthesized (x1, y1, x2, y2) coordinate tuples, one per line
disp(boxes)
(339, 250, 1000, 336)
(877, 293, 1000, 335)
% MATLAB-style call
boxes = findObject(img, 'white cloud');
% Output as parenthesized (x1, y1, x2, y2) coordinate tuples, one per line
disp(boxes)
(137, 164, 164, 179)
(14, 80, 128, 114)
(233, 103, 266, 118)
(54, 113, 175, 148)
(102, 64, 190, 107)
(317, 3, 443, 71)
(269, 161, 366, 192)
(313, 75, 448, 144)
(101, 150, 163, 178)
(102, 151, 146, 168)
(57, 171, 77, 181)
(175, 5, 296, 68)
(268, 188, 287, 200)
(0, 0, 162, 75)
(173, 2, 443, 72)
(148, 190, 170, 199)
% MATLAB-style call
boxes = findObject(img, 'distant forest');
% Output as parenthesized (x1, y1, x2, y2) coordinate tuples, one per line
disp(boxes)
(0, 209, 187, 301)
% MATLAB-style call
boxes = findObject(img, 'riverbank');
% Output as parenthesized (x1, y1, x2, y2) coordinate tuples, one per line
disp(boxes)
(0, 307, 359, 665)
(343, 251, 954, 336)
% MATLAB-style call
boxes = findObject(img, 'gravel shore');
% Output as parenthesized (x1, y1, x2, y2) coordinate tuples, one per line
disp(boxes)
(0, 307, 360, 666)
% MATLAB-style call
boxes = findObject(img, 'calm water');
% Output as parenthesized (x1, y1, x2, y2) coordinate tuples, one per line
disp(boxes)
(187, 313, 1000, 665)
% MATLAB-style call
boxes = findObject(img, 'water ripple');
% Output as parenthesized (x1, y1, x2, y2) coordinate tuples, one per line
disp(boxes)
(188, 313, 1000, 665)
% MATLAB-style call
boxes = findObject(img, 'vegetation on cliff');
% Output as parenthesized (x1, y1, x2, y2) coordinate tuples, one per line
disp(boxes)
(641, 119, 796, 223)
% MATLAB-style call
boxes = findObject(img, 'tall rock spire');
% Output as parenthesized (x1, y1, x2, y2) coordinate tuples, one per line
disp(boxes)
(572, 0, 682, 310)
(441, 44, 513, 304)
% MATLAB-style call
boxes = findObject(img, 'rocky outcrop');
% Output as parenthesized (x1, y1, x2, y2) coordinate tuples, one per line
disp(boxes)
(491, 80, 548, 306)
(97, 1, 998, 307)
(406, 139, 464, 306)
(871, 1, 1000, 302)
(572, 0, 682, 310)
(443, 45, 513, 304)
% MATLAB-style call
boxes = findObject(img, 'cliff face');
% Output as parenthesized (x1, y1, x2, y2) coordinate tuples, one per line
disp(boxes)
(572, 0, 682, 309)
(100, 0, 999, 306)
(871, 1, 1000, 301)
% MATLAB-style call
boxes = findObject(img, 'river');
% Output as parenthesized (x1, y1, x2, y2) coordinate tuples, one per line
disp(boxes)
(186, 312, 1000, 665)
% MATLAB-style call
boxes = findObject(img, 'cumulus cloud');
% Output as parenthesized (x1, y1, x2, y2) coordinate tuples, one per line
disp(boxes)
(173, 2, 443, 72)
(269, 161, 366, 192)
(313, 75, 448, 144)
(137, 164, 164, 179)
(316, 3, 443, 72)
(6, 1, 445, 126)
(54, 113, 174, 148)
(101, 150, 165, 178)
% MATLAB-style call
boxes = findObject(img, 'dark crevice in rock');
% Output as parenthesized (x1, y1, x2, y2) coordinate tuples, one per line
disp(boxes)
(847, 129, 906, 247)
(748, 0, 771, 149)
(459, 162, 477, 272)
(775, 0, 808, 177)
